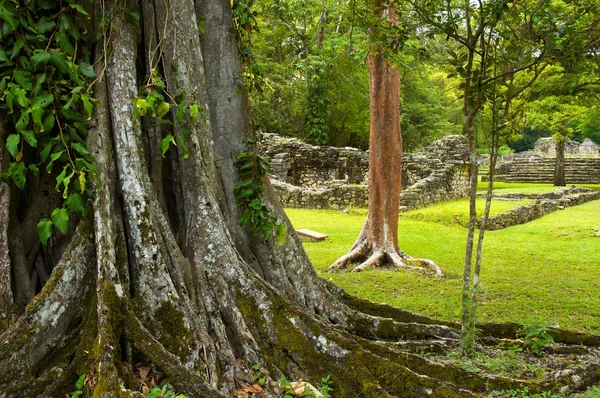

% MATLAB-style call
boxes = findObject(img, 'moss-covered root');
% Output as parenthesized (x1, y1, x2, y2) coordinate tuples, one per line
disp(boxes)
(0, 220, 95, 396)
(235, 286, 474, 398)
(124, 308, 226, 398)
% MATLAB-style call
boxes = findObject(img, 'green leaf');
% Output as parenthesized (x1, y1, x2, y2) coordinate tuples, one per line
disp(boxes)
(6, 134, 20, 157)
(14, 87, 29, 108)
(75, 373, 86, 390)
(0, 50, 7, 62)
(78, 61, 96, 79)
(276, 224, 287, 246)
(176, 134, 189, 158)
(55, 165, 68, 192)
(10, 37, 24, 61)
(189, 104, 199, 122)
(39, 142, 53, 161)
(60, 14, 80, 40)
(31, 50, 51, 70)
(49, 50, 69, 74)
(69, 4, 89, 16)
(51, 208, 69, 234)
(78, 171, 86, 193)
(31, 106, 44, 130)
(81, 95, 93, 119)
(134, 98, 148, 116)
(15, 111, 30, 132)
(9, 161, 27, 189)
(36, 16, 56, 33)
(50, 149, 65, 160)
(71, 391, 83, 398)
(21, 130, 37, 148)
(158, 134, 176, 157)
(62, 171, 75, 198)
(66, 193, 85, 213)
(14, 70, 33, 92)
(0, 5, 17, 31)
(29, 164, 39, 176)
(157, 101, 170, 117)
(42, 114, 55, 132)
(36, 218, 54, 246)
(71, 142, 89, 156)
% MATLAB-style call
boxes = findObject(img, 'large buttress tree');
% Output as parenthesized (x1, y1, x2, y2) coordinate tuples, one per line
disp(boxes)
(0, 1, 599, 397)
(328, 3, 442, 275)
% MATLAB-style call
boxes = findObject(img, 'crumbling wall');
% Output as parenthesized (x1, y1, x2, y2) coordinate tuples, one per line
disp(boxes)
(260, 134, 471, 210)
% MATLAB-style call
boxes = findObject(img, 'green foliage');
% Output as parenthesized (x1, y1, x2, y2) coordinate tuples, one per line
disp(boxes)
(70, 373, 86, 398)
(304, 59, 329, 146)
(234, 132, 286, 244)
(133, 68, 202, 160)
(144, 384, 188, 398)
(232, 0, 264, 93)
(517, 318, 555, 356)
(0, 0, 98, 245)
(279, 375, 333, 397)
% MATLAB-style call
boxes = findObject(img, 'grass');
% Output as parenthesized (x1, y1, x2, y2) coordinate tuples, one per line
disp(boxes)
(401, 198, 533, 227)
(478, 181, 600, 193)
(285, 183, 600, 334)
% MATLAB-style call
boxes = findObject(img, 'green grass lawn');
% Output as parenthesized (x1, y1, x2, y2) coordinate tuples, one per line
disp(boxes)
(285, 189, 600, 334)
(478, 181, 600, 193)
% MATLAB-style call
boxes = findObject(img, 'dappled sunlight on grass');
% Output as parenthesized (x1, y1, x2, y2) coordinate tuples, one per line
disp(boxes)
(285, 195, 600, 334)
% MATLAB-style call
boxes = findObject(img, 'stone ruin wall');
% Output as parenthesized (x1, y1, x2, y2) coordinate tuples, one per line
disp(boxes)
(533, 137, 600, 156)
(481, 137, 600, 184)
(260, 134, 471, 210)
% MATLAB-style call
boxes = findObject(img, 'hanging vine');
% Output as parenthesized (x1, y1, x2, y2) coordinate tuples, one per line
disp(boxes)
(0, 0, 99, 245)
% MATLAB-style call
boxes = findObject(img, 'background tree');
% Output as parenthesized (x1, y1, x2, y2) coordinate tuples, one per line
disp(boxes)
(327, 2, 443, 274)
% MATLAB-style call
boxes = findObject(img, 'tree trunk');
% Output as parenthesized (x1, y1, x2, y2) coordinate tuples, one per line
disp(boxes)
(554, 137, 566, 186)
(0, 1, 598, 397)
(328, 4, 442, 276)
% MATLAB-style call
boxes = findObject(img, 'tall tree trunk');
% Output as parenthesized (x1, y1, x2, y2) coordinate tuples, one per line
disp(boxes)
(328, 4, 442, 276)
(554, 136, 566, 186)
(0, 1, 598, 397)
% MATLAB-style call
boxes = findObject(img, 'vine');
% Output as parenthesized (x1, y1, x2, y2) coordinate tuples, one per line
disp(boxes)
(233, 132, 286, 244)
(230, 0, 286, 244)
(0, 0, 99, 245)
(132, 67, 203, 159)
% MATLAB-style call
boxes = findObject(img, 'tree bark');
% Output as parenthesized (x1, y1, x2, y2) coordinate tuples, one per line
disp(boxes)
(0, 1, 598, 397)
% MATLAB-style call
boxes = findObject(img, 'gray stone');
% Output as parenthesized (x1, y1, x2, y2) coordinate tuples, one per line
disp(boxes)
(260, 134, 471, 210)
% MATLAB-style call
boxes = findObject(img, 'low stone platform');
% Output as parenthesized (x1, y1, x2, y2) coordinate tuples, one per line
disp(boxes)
(479, 187, 599, 230)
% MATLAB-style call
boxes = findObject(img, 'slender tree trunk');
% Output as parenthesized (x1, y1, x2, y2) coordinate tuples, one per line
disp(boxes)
(554, 137, 566, 186)
(328, 3, 442, 276)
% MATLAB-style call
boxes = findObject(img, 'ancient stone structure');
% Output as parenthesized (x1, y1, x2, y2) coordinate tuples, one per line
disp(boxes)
(479, 187, 599, 230)
(483, 137, 600, 184)
(533, 137, 600, 156)
(260, 134, 471, 210)
(486, 153, 600, 184)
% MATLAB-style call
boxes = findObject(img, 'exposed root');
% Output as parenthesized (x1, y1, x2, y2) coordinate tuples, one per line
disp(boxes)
(124, 309, 226, 398)
(327, 239, 370, 270)
(399, 252, 444, 277)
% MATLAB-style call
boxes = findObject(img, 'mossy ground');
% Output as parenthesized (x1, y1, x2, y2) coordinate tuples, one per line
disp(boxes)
(285, 182, 600, 335)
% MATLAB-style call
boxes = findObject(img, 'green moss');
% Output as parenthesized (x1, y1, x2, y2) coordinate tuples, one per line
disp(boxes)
(154, 301, 194, 362)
